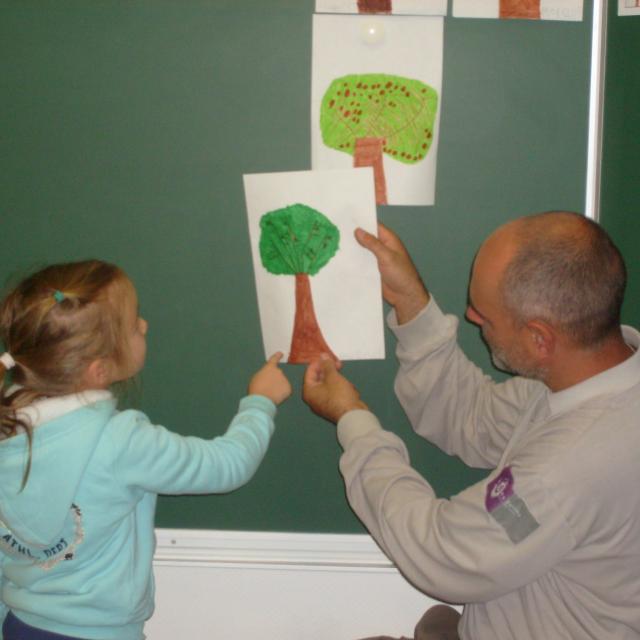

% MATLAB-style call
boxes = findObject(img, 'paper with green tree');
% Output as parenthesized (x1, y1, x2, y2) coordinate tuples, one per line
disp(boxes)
(244, 169, 384, 363)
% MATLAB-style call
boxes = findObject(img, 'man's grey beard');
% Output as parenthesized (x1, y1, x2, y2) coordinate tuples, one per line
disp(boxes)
(490, 345, 548, 382)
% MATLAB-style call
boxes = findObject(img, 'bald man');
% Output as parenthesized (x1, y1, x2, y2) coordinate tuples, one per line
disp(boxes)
(303, 212, 640, 640)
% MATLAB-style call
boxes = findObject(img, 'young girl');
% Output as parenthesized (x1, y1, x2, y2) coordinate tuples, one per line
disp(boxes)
(0, 260, 291, 640)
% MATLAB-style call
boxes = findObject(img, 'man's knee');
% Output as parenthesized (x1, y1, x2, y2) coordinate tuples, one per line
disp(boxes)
(414, 605, 461, 640)
(355, 605, 461, 640)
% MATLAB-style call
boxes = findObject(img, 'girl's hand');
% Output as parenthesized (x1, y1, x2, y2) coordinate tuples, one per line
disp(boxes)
(248, 352, 292, 405)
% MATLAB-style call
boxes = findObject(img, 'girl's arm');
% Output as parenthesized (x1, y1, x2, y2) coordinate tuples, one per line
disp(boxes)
(113, 395, 277, 495)
(113, 353, 290, 495)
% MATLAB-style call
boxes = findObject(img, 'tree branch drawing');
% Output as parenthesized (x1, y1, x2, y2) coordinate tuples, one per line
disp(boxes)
(320, 73, 438, 205)
(259, 203, 340, 364)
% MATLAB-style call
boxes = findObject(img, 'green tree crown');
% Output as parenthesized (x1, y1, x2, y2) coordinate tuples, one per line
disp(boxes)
(320, 72, 438, 165)
(259, 203, 340, 276)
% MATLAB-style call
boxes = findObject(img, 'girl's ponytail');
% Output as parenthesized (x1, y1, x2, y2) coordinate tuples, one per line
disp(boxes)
(0, 351, 33, 489)
(1, 351, 16, 379)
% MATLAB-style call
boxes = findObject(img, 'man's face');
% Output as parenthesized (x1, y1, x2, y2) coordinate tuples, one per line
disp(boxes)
(466, 235, 547, 381)
(466, 280, 522, 374)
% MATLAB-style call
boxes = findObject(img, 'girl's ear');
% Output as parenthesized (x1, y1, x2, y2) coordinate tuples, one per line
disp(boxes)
(82, 358, 112, 390)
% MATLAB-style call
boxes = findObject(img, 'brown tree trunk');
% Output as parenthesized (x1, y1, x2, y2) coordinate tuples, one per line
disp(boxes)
(354, 137, 388, 206)
(358, 0, 392, 13)
(500, 0, 541, 19)
(288, 273, 337, 364)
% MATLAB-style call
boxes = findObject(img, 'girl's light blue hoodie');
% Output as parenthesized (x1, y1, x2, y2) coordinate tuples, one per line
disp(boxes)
(0, 390, 277, 639)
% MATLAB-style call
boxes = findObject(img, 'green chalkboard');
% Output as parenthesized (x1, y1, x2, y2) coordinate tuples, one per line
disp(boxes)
(0, 1, 593, 533)
(600, 3, 640, 329)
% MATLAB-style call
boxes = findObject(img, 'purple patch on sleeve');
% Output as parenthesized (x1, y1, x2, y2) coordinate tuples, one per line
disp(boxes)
(485, 466, 515, 512)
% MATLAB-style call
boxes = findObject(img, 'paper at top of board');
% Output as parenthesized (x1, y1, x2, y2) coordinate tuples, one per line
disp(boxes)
(311, 14, 443, 206)
(316, 0, 447, 16)
(452, 0, 583, 21)
(618, 0, 640, 15)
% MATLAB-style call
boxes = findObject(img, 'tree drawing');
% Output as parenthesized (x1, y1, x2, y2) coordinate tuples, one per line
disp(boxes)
(500, 0, 540, 18)
(259, 203, 340, 364)
(320, 73, 438, 205)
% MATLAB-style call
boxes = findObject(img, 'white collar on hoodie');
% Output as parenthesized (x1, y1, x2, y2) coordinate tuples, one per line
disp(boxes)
(548, 325, 640, 417)
(14, 390, 113, 429)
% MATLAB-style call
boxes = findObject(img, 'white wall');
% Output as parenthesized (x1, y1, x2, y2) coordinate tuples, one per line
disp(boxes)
(146, 529, 448, 639)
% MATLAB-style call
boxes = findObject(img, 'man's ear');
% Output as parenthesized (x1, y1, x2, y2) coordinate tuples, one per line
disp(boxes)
(525, 320, 555, 360)
(83, 358, 111, 389)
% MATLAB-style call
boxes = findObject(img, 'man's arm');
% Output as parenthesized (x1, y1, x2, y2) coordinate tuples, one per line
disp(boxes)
(338, 410, 574, 604)
(302, 362, 574, 604)
(356, 224, 534, 466)
(302, 356, 368, 423)
(355, 223, 430, 325)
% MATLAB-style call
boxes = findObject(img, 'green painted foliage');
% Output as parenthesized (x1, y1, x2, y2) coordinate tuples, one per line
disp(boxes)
(320, 73, 438, 165)
(259, 203, 340, 276)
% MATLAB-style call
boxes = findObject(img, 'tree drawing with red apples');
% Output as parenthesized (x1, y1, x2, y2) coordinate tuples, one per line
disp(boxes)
(320, 72, 438, 204)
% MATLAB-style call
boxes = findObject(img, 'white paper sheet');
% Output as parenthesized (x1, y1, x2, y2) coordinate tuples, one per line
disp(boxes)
(453, 0, 583, 21)
(311, 15, 443, 206)
(618, 0, 640, 15)
(244, 168, 385, 363)
(315, 0, 447, 15)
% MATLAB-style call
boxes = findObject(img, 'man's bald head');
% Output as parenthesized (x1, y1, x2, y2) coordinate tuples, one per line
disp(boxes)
(485, 211, 626, 348)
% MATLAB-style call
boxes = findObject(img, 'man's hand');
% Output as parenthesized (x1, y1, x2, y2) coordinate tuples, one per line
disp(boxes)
(302, 355, 368, 424)
(355, 222, 430, 324)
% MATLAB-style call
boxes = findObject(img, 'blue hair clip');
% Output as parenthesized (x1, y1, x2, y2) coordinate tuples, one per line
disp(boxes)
(53, 290, 66, 303)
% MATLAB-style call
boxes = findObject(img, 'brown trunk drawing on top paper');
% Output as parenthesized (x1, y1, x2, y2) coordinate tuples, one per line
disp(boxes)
(354, 138, 388, 206)
(358, 0, 392, 13)
(500, 0, 541, 19)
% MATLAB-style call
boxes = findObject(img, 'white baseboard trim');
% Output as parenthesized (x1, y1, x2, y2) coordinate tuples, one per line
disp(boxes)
(148, 528, 442, 639)
(154, 527, 394, 569)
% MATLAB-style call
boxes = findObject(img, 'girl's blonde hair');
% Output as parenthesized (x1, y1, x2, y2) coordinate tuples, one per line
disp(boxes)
(0, 260, 131, 486)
